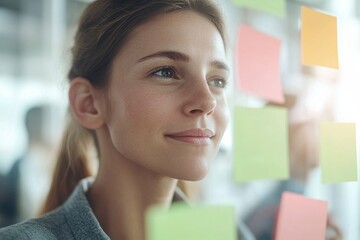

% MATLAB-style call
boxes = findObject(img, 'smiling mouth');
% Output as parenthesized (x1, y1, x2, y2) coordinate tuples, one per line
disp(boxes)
(165, 128, 214, 146)
(166, 136, 212, 145)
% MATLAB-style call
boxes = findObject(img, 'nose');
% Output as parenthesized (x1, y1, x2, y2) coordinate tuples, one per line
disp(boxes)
(182, 81, 217, 117)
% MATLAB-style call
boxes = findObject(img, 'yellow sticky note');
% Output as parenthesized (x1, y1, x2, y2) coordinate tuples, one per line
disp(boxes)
(233, 106, 289, 182)
(146, 203, 237, 240)
(320, 122, 357, 183)
(301, 6, 338, 69)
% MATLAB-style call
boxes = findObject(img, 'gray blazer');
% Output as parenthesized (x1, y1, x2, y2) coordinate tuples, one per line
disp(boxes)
(0, 178, 109, 240)
(0, 178, 255, 240)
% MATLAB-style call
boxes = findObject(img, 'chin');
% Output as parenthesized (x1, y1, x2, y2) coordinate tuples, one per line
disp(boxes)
(183, 172, 208, 181)
(171, 161, 210, 181)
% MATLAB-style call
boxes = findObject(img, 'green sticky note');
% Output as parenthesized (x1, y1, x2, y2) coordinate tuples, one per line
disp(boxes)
(147, 203, 237, 240)
(232, 0, 286, 18)
(320, 122, 357, 183)
(234, 106, 289, 182)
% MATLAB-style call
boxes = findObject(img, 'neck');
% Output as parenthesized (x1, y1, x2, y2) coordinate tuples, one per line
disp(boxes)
(87, 153, 177, 240)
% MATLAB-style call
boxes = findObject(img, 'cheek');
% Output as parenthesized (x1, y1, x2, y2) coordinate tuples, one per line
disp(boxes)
(215, 100, 230, 133)
(125, 91, 174, 125)
(104, 90, 159, 160)
(107, 89, 172, 139)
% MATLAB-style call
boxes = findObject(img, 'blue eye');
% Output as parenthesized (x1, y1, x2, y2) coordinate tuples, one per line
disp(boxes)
(209, 79, 228, 88)
(152, 67, 176, 79)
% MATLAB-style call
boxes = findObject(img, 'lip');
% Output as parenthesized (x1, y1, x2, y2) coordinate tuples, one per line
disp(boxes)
(165, 128, 215, 145)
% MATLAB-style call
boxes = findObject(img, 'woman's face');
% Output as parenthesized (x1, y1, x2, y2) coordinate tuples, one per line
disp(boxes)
(101, 10, 230, 180)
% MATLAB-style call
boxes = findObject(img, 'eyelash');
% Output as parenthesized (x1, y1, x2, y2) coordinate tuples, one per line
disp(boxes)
(151, 66, 178, 79)
(209, 78, 228, 89)
(150, 66, 228, 89)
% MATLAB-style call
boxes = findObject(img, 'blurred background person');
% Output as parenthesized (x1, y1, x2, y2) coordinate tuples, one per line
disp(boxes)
(0, 104, 56, 227)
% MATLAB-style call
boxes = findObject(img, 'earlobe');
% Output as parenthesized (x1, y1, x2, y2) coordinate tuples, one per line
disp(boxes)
(69, 77, 104, 129)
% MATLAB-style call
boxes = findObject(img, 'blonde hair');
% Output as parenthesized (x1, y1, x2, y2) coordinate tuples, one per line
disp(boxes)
(41, 115, 95, 213)
(42, 0, 226, 214)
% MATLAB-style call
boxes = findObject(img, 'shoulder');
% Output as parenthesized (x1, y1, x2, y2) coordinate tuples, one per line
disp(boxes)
(0, 207, 73, 240)
(0, 221, 54, 240)
(0, 178, 109, 240)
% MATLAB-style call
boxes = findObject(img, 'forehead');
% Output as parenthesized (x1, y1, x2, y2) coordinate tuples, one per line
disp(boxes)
(116, 10, 226, 62)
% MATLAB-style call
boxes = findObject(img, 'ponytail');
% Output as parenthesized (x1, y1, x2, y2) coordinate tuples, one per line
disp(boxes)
(40, 114, 96, 215)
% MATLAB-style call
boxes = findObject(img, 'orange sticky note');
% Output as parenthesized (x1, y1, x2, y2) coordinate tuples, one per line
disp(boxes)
(301, 6, 338, 69)
(236, 25, 284, 103)
(275, 192, 328, 240)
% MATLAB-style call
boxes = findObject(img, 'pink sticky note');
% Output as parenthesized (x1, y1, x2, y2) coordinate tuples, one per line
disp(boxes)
(236, 25, 284, 103)
(275, 192, 328, 240)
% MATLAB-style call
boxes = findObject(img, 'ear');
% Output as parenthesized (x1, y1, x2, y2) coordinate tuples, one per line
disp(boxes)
(69, 77, 104, 129)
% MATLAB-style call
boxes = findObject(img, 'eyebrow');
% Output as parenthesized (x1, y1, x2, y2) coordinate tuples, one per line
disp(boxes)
(137, 50, 229, 72)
